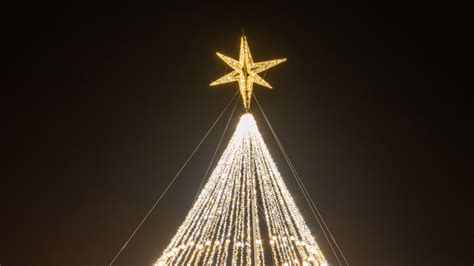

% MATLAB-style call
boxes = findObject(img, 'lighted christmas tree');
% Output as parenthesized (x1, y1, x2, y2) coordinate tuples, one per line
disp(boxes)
(155, 36, 327, 265)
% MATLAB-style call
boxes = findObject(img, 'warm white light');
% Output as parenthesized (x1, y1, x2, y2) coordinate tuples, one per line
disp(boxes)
(155, 114, 326, 265)
(210, 36, 286, 110)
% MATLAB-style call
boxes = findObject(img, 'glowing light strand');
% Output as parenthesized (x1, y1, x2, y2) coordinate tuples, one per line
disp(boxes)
(155, 114, 327, 265)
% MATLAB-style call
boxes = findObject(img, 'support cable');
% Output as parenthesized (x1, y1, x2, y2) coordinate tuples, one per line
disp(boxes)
(109, 91, 238, 266)
(253, 95, 349, 266)
(193, 93, 239, 201)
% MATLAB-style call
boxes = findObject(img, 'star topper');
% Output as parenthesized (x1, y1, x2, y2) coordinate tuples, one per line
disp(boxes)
(210, 35, 286, 110)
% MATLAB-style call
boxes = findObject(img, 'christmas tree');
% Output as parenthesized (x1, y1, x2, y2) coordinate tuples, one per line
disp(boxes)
(155, 36, 327, 265)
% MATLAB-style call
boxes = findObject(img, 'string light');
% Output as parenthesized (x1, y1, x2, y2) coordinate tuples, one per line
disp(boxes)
(155, 114, 327, 265)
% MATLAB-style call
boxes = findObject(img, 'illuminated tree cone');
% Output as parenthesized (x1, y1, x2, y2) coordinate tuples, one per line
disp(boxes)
(156, 114, 327, 265)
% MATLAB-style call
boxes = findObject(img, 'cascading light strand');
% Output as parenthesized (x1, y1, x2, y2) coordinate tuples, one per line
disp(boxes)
(155, 114, 327, 265)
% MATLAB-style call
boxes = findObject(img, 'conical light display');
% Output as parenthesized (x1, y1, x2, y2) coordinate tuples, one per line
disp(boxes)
(155, 114, 327, 265)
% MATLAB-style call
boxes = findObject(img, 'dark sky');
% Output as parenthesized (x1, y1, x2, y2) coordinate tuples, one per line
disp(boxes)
(2, 2, 470, 266)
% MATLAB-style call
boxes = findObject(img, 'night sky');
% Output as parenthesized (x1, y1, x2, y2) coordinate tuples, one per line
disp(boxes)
(2, 2, 469, 266)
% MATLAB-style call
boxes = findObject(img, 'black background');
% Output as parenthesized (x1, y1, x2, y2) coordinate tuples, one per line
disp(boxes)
(2, 2, 470, 266)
